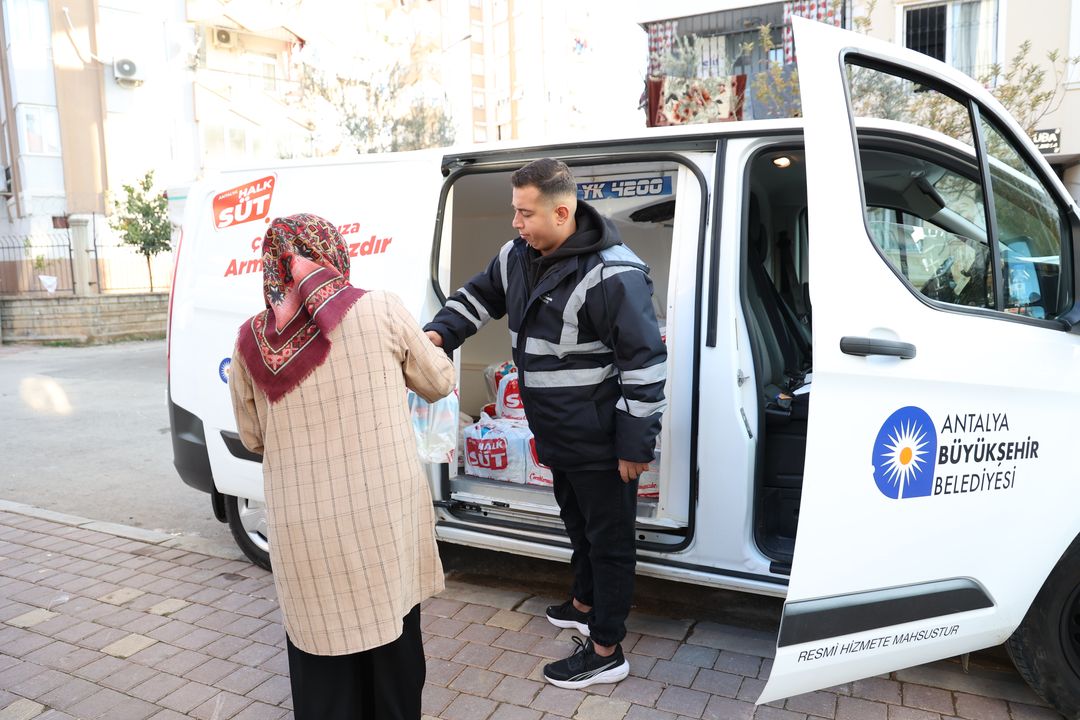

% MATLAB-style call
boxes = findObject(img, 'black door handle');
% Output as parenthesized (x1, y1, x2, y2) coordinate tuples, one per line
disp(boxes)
(840, 336, 917, 359)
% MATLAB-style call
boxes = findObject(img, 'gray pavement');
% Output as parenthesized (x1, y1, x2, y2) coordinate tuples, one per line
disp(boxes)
(0, 500, 1064, 720)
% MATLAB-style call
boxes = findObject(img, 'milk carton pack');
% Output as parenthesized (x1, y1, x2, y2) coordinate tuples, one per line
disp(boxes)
(496, 372, 527, 421)
(526, 436, 554, 487)
(638, 448, 661, 498)
(638, 434, 661, 498)
(463, 416, 531, 483)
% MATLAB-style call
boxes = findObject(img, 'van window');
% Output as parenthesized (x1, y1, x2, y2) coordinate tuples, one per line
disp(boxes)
(849, 62, 994, 309)
(845, 59, 1071, 320)
(978, 115, 1070, 318)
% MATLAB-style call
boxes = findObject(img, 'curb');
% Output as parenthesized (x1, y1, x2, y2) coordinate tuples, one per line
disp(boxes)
(0, 498, 245, 561)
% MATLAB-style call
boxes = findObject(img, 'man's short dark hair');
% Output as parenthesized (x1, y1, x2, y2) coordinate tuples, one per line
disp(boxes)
(511, 158, 576, 201)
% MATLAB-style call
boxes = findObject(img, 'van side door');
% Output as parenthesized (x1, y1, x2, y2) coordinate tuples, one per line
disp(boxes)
(761, 17, 1080, 703)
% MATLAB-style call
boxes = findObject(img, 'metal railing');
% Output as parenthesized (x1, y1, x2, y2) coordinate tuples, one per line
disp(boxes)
(0, 223, 175, 296)
(89, 216, 174, 294)
(0, 232, 75, 296)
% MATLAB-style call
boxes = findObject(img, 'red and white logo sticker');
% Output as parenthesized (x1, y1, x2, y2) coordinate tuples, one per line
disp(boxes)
(467, 437, 508, 470)
(213, 175, 276, 230)
(502, 378, 521, 410)
(497, 374, 526, 420)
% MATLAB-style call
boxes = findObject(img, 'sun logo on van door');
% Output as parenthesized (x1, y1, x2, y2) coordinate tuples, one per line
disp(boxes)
(871, 406, 937, 499)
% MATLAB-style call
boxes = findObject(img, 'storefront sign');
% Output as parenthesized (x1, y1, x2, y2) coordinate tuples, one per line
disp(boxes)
(1032, 128, 1061, 154)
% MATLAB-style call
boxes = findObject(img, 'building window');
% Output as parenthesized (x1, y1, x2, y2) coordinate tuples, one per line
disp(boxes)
(494, 21, 510, 57)
(227, 127, 247, 156)
(203, 121, 272, 163)
(472, 91, 485, 108)
(8, 0, 51, 50)
(247, 55, 277, 91)
(905, 5, 947, 62)
(471, 54, 485, 76)
(18, 105, 61, 156)
(473, 124, 487, 142)
(903, 1, 997, 78)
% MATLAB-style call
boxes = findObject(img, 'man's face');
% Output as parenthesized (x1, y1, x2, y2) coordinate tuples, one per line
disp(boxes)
(512, 185, 566, 255)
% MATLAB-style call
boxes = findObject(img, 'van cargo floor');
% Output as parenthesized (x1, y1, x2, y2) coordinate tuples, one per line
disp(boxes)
(450, 474, 662, 522)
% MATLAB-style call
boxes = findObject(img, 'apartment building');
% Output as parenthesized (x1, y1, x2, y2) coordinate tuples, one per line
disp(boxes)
(0, 0, 308, 231)
(640, 0, 1080, 199)
(424, 0, 644, 145)
(0, 0, 303, 293)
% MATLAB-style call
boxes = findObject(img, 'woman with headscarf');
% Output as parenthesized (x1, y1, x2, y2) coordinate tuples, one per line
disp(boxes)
(229, 213, 455, 720)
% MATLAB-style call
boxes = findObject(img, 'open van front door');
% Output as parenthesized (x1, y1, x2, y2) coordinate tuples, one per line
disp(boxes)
(761, 17, 1080, 703)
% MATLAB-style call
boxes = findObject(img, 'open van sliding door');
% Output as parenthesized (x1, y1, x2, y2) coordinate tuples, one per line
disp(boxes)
(761, 18, 1080, 703)
(428, 147, 714, 554)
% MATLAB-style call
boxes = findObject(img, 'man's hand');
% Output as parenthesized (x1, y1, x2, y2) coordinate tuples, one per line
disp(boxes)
(425, 330, 444, 347)
(618, 459, 651, 483)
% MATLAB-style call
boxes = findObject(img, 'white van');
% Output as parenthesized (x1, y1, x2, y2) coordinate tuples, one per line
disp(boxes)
(167, 20, 1080, 715)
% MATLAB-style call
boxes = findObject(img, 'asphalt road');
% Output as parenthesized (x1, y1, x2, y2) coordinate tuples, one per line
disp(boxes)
(0, 340, 233, 549)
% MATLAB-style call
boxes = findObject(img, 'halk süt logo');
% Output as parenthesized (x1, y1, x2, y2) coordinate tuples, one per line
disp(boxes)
(213, 175, 276, 230)
(872, 406, 937, 499)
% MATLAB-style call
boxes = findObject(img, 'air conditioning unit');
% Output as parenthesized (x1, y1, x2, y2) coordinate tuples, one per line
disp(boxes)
(212, 27, 237, 50)
(113, 57, 144, 87)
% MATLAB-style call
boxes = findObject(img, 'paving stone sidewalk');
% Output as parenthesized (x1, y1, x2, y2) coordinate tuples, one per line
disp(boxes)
(0, 502, 1064, 720)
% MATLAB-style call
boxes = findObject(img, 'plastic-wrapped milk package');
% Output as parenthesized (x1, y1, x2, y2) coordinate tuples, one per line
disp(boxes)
(496, 372, 527, 421)
(525, 436, 553, 487)
(637, 448, 661, 498)
(483, 361, 517, 402)
(463, 415, 531, 484)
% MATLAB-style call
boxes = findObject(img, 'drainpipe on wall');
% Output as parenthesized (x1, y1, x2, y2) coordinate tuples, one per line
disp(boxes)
(0, 0, 23, 219)
(69, 214, 93, 296)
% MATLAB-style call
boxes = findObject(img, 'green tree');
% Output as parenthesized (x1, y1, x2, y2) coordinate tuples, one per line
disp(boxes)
(109, 171, 172, 292)
(301, 60, 455, 154)
(747, 23, 800, 120)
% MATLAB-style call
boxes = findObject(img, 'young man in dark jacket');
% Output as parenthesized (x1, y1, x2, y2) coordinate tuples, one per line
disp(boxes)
(424, 158, 666, 689)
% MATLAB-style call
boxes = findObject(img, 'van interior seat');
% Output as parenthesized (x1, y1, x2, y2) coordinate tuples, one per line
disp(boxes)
(745, 196, 809, 401)
(745, 192, 810, 558)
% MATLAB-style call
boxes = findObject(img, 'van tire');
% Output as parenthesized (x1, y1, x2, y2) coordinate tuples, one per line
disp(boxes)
(1006, 535, 1080, 719)
(224, 495, 272, 571)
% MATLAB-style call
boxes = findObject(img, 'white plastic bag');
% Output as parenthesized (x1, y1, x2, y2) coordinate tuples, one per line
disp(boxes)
(407, 389, 459, 464)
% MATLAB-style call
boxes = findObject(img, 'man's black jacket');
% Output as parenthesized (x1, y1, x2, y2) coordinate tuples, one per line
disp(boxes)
(425, 202, 666, 470)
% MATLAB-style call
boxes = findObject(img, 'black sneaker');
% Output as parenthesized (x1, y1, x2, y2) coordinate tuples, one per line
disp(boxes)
(543, 637, 629, 689)
(545, 599, 591, 636)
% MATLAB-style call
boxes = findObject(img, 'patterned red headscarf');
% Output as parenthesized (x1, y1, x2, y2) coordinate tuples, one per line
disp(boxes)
(236, 213, 365, 402)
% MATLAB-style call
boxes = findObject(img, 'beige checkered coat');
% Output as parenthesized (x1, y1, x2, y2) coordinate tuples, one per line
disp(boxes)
(230, 290, 454, 655)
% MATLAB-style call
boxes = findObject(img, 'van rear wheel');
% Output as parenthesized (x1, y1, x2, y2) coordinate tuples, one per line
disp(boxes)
(224, 495, 271, 571)
(1006, 536, 1080, 719)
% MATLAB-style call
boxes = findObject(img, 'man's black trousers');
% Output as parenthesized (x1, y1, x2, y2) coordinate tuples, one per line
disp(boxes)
(552, 467, 638, 647)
